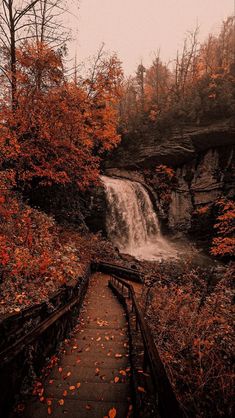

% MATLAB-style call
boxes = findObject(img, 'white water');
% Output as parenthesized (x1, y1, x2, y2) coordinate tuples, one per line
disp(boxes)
(101, 175, 178, 261)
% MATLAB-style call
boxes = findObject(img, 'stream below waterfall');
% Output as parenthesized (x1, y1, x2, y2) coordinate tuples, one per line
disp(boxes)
(101, 175, 178, 261)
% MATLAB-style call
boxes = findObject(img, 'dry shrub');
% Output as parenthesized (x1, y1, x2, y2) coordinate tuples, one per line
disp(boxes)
(144, 264, 234, 417)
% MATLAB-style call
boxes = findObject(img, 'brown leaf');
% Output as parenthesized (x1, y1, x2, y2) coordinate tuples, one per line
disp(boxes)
(58, 399, 64, 406)
(114, 377, 119, 383)
(137, 386, 146, 393)
(69, 386, 76, 391)
(47, 406, 52, 415)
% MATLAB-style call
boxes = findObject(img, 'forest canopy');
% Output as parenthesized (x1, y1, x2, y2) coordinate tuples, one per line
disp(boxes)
(119, 16, 235, 133)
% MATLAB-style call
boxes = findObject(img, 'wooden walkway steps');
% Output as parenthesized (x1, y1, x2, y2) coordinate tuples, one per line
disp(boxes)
(19, 273, 132, 418)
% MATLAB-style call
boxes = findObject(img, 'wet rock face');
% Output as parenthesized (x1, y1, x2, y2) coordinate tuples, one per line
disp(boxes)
(168, 146, 235, 232)
(83, 184, 107, 234)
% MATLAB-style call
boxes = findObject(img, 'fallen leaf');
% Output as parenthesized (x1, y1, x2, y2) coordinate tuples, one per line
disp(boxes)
(66, 372, 71, 377)
(127, 404, 133, 417)
(63, 390, 68, 397)
(119, 370, 126, 376)
(76, 383, 81, 389)
(47, 399, 52, 406)
(137, 386, 146, 393)
(115, 354, 122, 358)
(58, 367, 63, 373)
(108, 407, 117, 418)
(38, 388, 44, 397)
(49, 380, 54, 385)
(47, 406, 52, 415)
(17, 404, 25, 412)
(58, 399, 64, 406)
(114, 377, 119, 383)
(69, 386, 76, 391)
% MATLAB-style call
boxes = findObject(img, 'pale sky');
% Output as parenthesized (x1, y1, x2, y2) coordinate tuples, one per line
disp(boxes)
(68, 0, 234, 75)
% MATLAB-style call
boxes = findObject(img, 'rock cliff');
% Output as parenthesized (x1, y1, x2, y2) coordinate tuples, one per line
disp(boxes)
(168, 146, 234, 233)
(104, 122, 235, 239)
(106, 122, 235, 169)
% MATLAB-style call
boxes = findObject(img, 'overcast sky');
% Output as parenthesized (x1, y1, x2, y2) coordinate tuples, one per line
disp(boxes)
(68, 0, 234, 75)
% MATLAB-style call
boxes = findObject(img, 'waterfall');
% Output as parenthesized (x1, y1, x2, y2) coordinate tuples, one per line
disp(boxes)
(101, 175, 178, 261)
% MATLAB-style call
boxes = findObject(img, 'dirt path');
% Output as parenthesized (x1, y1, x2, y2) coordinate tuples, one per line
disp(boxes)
(20, 273, 132, 418)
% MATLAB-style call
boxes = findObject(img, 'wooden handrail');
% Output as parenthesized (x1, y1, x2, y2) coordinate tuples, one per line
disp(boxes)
(0, 273, 90, 367)
(109, 275, 183, 418)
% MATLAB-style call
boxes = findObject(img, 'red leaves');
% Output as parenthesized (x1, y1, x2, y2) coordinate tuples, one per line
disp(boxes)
(1, 42, 121, 191)
(211, 199, 235, 257)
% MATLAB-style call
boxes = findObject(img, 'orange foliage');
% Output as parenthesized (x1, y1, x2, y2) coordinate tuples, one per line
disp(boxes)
(0, 42, 122, 190)
(197, 205, 211, 215)
(0, 41, 123, 312)
(211, 199, 235, 257)
(145, 165, 177, 213)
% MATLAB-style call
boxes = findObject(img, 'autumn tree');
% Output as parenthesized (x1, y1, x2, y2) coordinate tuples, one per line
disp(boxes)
(136, 62, 146, 115)
(0, 0, 74, 107)
(144, 53, 171, 122)
(0, 41, 123, 191)
(29, 0, 71, 47)
(0, 0, 41, 107)
(119, 76, 138, 132)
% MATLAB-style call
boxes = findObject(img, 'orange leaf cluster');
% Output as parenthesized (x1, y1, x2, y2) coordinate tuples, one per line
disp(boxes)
(211, 199, 235, 257)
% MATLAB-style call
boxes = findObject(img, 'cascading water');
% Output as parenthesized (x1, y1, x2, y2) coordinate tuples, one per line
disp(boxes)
(101, 175, 178, 261)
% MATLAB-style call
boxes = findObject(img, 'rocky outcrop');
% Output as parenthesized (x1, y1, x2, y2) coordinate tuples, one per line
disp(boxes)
(104, 122, 235, 239)
(168, 147, 234, 232)
(106, 122, 235, 169)
(81, 183, 107, 234)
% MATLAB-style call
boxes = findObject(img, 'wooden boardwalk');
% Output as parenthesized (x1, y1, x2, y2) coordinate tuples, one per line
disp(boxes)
(20, 273, 132, 418)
